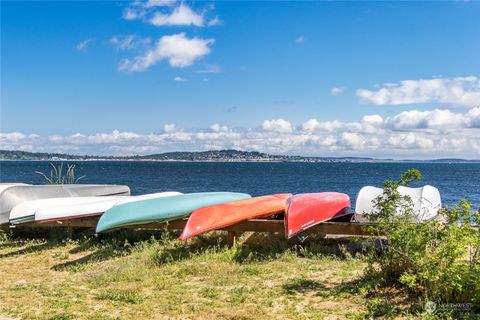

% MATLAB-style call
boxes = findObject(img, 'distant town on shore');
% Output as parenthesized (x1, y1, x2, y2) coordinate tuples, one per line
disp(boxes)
(1, 149, 479, 163)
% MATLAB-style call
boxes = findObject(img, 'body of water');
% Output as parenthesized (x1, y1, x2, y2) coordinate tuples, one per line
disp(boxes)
(0, 161, 479, 209)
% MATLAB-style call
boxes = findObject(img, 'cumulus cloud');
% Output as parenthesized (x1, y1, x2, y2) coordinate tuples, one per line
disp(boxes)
(262, 119, 293, 133)
(301, 119, 320, 132)
(2, 108, 480, 158)
(122, 1, 219, 27)
(357, 76, 480, 108)
(75, 38, 94, 52)
(118, 33, 214, 72)
(174, 76, 187, 81)
(149, 3, 204, 26)
(386, 107, 480, 130)
(163, 123, 176, 133)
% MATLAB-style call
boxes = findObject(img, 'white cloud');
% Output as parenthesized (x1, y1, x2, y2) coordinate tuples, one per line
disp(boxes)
(118, 33, 214, 73)
(174, 76, 187, 82)
(0, 132, 27, 142)
(340, 132, 365, 150)
(262, 119, 293, 133)
(210, 123, 229, 132)
(361, 114, 383, 126)
(331, 87, 346, 96)
(3, 108, 480, 158)
(295, 36, 305, 44)
(122, 1, 220, 28)
(301, 119, 320, 132)
(163, 124, 176, 133)
(149, 4, 204, 27)
(75, 38, 94, 52)
(386, 107, 480, 130)
(357, 76, 480, 108)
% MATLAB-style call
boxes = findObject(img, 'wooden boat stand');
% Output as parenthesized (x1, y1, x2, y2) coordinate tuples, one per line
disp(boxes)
(3, 217, 376, 247)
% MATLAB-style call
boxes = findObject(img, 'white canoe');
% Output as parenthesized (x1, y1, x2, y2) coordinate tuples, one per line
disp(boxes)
(355, 185, 442, 221)
(0, 184, 130, 224)
(9, 191, 183, 224)
(0, 183, 29, 195)
(34, 191, 182, 223)
(10, 196, 126, 224)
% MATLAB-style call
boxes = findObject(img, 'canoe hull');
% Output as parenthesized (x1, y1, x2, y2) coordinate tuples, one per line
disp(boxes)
(96, 192, 251, 233)
(10, 196, 125, 224)
(1, 184, 130, 225)
(179, 193, 292, 240)
(34, 192, 182, 224)
(285, 192, 351, 239)
(355, 185, 441, 221)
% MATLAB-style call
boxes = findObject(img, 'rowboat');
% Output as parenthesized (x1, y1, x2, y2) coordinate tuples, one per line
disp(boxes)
(355, 185, 441, 221)
(285, 192, 351, 238)
(0, 184, 130, 224)
(96, 192, 251, 233)
(179, 193, 292, 240)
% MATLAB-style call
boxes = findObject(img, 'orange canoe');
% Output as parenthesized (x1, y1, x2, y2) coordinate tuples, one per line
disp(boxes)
(179, 193, 292, 240)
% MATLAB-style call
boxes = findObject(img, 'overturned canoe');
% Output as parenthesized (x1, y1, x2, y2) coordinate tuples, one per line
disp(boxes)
(0, 183, 29, 195)
(179, 193, 292, 240)
(10, 196, 125, 224)
(0, 184, 130, 224)
(34, 192, 183, 223)
(285, 192, 351, 239)
(96, 192, 251, 233)
(355, 185, 441, 221)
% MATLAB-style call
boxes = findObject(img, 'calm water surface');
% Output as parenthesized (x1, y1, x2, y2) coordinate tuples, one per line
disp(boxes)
(0, 161, 479, 209)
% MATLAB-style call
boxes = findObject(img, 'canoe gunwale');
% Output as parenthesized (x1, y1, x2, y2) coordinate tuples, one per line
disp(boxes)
(285, 206, 351, 239)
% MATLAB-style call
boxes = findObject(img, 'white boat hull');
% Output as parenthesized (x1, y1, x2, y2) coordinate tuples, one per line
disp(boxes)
(355, 185, 442, 221)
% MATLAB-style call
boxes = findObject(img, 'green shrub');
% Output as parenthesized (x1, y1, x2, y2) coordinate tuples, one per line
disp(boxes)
(364, 169, 480, 312)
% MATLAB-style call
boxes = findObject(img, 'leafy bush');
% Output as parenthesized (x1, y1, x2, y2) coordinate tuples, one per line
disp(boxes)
(364, 169, 480, 312)
(36, 162, 85, 184)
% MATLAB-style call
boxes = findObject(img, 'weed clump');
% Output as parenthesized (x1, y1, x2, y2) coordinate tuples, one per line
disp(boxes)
(363, 169, 480, 317)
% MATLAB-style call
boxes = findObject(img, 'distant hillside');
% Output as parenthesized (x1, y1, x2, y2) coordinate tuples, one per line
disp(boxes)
(0, 149, 371, 162)
(0, 150, 111, 161)
(1, 149, 477, 162)
(145, 150, 297, 161)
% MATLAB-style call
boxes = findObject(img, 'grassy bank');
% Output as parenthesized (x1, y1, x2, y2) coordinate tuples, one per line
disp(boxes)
(0, 229, 438, 320)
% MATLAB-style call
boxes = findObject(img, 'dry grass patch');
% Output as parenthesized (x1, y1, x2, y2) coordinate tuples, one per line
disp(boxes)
(0, 230, 424, 319)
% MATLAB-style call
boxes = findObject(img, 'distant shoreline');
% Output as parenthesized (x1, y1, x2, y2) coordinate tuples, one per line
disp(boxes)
(1, 149, 479, 163)
(2, 159, 480, 164)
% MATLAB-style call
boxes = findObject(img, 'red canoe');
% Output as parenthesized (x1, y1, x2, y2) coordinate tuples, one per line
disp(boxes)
(285, 192, 351, 239)
(179, 193, 292, 240)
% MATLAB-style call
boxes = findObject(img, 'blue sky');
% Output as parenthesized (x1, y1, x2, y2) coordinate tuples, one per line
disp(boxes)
(1, 1, 480, 158)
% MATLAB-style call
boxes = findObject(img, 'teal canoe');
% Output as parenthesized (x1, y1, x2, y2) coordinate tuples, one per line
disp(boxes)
(95, 192, 251, 233)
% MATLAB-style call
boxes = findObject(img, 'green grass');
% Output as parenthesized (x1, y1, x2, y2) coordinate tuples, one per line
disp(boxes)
(0, 229, 435, 319)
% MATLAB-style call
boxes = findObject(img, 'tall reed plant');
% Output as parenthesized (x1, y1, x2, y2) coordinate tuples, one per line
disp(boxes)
(36, 162, 85, 184)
